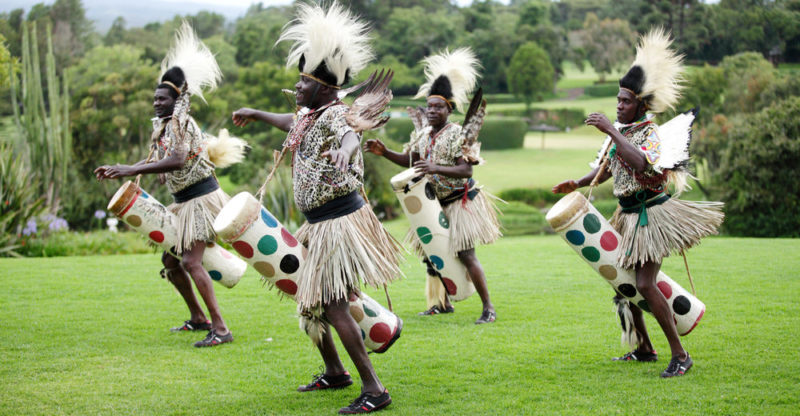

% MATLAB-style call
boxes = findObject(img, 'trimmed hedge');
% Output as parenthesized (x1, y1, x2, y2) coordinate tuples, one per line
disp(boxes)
(490, 107, 585, 130)
(497, 187, 562, 208)
(498, 201, 551, 236)
(381, 117, 527, 150)
(584, 82, 619, 97)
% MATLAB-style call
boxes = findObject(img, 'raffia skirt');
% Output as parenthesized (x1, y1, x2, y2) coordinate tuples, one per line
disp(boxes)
(294, 204, 403, 311)
(167, 188, 230, 254)
(406, 190, 502, 257)
(610, 198, 724, 269)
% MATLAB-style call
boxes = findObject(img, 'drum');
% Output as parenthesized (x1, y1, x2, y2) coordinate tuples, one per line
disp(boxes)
(546, 192, 705, 335)
(107, 181, 246, 288)
(390, 168, 475, 301)
(214, 192, 402, 353)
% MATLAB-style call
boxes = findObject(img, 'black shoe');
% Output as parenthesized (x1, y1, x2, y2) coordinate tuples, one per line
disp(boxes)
(170, 320, 212, 332)
(193, 330, 233, 347)
(612, 349, 658, 362)
(417, 305, 454, 316)
(661, 354, 693, 378)
(338, 390, 392, 414)
(475, 309, 496, 324)
(297, 372, 353, 392)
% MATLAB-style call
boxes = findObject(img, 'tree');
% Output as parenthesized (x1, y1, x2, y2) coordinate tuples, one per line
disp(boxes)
(374, 6, 460, 68)
(577, 13, 636, 82)
(507, 42, 554, 112)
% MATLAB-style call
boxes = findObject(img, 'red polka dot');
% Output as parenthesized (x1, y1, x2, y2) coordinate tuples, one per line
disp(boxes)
(441, 277, 457, 295)
(148, 231, 164, 243)
(369, 322, 392, 343)
(657, 281, 673, 299)
(275, 279, 297, 295)
(232, 241, 254, 258)
(600, 231, 618, 251)
(281, 228, 298, 247)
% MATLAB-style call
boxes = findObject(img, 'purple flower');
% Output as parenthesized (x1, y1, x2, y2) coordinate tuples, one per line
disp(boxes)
(22, 219, 37, 236)
(94, 210, 107, 220)
(47, 217, 69, 232)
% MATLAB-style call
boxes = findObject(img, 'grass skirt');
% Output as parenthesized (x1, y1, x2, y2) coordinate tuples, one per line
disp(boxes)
(610, 198, 724, 269)
(295, 204, 403, 310)
(406, 190, 502, 257)
(167, 188, 229, 254)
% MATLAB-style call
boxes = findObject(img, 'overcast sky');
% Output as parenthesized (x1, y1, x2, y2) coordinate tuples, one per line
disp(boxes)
(1, 0, 495, 31)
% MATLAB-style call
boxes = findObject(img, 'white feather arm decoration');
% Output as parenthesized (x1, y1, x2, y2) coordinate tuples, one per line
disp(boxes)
(654, 108, 696, 173)
(160, 21, 222, 104)
(632, 28, 685, 114)
(278, 2, 373, 86)
(206, 129, 248, 169)
(414, 47, 481, 112)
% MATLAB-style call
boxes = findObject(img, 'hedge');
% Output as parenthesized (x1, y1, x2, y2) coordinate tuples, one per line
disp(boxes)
(584, 82, 619, 97)
(381, 117, 527, 150)
(490, 107, 585, 130)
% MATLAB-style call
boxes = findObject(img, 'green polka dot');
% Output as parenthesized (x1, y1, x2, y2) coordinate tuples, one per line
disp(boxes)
(438, 211, 449, 229)
(360, 328, 366, 340)
(257, 235, 278, 255)
(208, 270, 222, 281)
(581, 246, 600, 262)
(416, 226, 433, 244)
(583, 213, 601, 234)
(363, 305, 378, 317)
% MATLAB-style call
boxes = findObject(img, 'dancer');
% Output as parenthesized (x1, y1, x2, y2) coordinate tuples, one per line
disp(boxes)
(552, 29, 723, 377)
(364, 48, 500, 324)
(231, 3, 400, 413)
(95, 22, 245, 347)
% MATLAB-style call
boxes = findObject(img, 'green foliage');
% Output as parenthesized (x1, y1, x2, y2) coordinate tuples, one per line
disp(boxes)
(583, 82, 618, 97)
(576, 13, 635, 82)
(16, 230, 153, 257)
(478, 117, 527, 150)
(374, 6, 459, 68)
(714, 97, 800, 237)
(364, 56, 421, 96)
(497, 187, 562, 208)
(493, 107, 585, 130)
(381, 117, 416, 144)
(231, 5, 292, 67)
(507, 42, 555, 110)
(498, 200, 550, 236)
(0, 140, 46, 257)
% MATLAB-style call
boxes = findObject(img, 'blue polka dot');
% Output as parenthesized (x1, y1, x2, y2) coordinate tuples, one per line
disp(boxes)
(429, 255, 444, 270)
(140, 191, 150, 199)
(261, 209, 278, 228)
(566, 230, 585, 245)
(208, 270, 222, 281)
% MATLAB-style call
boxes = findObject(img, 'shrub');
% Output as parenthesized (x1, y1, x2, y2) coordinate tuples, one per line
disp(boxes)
(498, 188, 562, 208)
(490, 107, 585, 130)
(584, 82, 619, 97)
(499, 201, 551, 236)
(16, 230, 153, 257)
(0, 140, 46, 257)
(479, 117, 527, 150)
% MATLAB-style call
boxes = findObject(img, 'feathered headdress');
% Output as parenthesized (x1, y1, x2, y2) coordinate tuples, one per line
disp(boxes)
(414, 48, 481, 113)
(619, 28, 685, 114)
(159, 21, 222, 104)
(278, 2, 373, 88)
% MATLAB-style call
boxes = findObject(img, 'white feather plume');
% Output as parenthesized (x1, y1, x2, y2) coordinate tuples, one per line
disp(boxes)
(160, 21, 222, 104)
(206, 129, 248, 169)
(655, 108, 698, 195)
(631, 28, 685, 114)
(278, 2, 373, 86)
(414, 47, 481, 113)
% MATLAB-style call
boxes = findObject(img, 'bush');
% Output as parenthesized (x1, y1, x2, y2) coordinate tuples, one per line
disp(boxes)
(498, 187, 562, 208)
(499, 201, 550, 236)
(17, 231, 153, 257)
(0, 140, 46, 257)
(479, 117, 527, 150)
(382, 117, 416, 144)
(490, 107, 585, 130)
(584, 82, 619, 97)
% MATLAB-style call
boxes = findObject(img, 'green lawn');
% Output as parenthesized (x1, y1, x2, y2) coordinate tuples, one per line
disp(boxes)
(2, 236, 798, 415)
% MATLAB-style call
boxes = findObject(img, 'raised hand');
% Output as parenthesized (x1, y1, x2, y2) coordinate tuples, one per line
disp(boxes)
(363, 139, 386, 156)
(231, 108, 257, 127)
(585, 112, 614, 135)
(552, 180, 579, 194)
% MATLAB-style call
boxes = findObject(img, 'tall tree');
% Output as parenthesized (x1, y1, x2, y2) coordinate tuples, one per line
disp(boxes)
(577, 13, 636, 82)
(507, 42, 555, 112)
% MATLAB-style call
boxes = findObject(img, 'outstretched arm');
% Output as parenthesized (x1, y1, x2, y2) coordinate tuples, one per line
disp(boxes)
(232, 107, 294, 132)
(585, 112, 648, 172)
(552, 166, 611, 194)
(363, 139, 418, 167)
(413, 157, 472, 179)
(94, 150, 187, 181)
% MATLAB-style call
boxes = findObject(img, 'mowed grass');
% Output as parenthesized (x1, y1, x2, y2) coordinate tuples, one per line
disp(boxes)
(2, 236, 799, 415)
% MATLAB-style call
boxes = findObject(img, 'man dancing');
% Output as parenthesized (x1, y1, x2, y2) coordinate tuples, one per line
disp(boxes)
(552, 29, 723, 377)
(95, 23, 244, 347)
(231, 3, 400, 413)
(364, 48, 500, 324)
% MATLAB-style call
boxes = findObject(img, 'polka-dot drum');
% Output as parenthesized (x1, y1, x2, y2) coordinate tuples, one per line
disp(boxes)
(107, 181, 246, 288)
(390, 168, 475, 301)
(214, 192, 402, 353)
(546, 192, 705, 336)
(214, 192, 305, 297)
(347, 292, 403, 353)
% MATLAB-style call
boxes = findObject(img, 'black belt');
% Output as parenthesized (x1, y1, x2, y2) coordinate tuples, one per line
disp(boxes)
(440, 178, 479, 207)
(302, 191, 365, 224)
(618, 189, 670, 213)
(171, 175, 219, 203)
